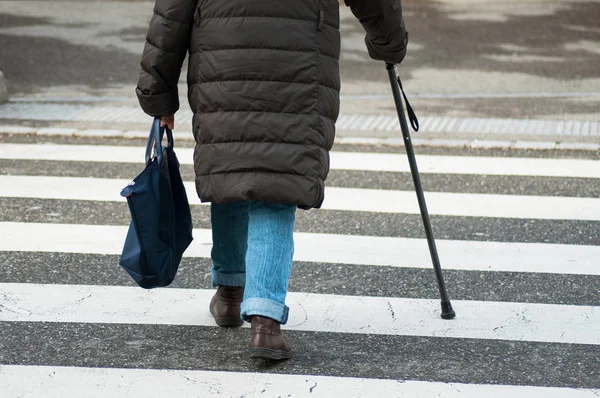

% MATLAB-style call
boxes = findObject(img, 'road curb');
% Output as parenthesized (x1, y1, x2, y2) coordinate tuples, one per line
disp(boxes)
(0, 71, 8, 104)
(1, 125, 598, 152)
(335, 136, 600, 151)
(1, 102, 599, 139)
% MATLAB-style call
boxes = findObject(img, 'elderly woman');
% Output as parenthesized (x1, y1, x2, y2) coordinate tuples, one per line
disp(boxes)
(136, 0, 408, 360)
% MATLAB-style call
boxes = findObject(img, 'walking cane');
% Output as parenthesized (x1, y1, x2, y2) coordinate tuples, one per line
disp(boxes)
(386, 63, 456, 320)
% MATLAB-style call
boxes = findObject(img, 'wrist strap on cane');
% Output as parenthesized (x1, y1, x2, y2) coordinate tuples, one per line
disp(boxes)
(395, 75, 420, 132)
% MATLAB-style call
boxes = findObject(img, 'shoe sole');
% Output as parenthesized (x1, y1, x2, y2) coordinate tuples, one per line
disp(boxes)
(209, 306, 243, 327)
(249, 347, 292, 361)
(214, 317, 244, 327)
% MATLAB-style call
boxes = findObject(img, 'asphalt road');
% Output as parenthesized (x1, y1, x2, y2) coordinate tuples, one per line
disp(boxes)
(0, 131, 599, 396)
(0, 0, 599, 122)
(0, 3, 599, 395)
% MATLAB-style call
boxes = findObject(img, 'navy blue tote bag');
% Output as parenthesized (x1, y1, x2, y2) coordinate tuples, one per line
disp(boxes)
(119, 118, 193, 289)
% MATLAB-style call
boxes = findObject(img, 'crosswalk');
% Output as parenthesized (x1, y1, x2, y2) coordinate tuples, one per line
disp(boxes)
(1, 134, 599, 397)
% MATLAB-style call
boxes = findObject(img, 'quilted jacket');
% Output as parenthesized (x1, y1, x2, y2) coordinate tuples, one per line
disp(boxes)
(137, 0, 407, 209)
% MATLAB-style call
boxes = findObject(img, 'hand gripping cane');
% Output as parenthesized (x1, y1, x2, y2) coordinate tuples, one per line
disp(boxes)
(386, 63, 456, 320)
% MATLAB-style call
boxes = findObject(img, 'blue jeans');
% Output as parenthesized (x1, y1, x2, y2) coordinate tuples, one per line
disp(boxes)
(210, 200, 296, 324)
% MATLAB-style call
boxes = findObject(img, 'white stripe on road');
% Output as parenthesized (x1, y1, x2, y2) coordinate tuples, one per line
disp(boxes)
(332, 151, 600, 178)
(2, 175, 599, 221)
(3, 366, 598, 398)
(0, 222, 598, 275)
(1, 283, 599, 344)
(321, 186, 600, 221)
(2, 143, 600, 178)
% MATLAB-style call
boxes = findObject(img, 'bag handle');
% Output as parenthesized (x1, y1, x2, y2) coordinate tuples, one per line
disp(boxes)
(145, 117, 174, 164)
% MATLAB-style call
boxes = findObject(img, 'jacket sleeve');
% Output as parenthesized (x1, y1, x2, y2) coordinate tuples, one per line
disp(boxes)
(344, 0, 408, 64)
(136, 0, 197, 117)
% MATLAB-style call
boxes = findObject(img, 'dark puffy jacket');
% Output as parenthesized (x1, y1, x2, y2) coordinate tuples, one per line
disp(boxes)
(136, 0, 407, 209)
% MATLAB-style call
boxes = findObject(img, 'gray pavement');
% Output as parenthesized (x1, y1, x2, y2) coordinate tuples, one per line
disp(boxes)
(3, 321, 599, 387)
(0, 71, 7, 104)
(0, 0, 599, 143)
(3, 252, 599, 306)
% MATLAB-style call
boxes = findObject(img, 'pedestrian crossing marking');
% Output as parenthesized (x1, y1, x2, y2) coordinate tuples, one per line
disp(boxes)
(1, 222, 598, 275)
(2, 365, 599, 398)
(2, 175, 599, 220)
(1, 141, 599, 392)
(2, 283, 599, 344)
(2, 143, 599, 178)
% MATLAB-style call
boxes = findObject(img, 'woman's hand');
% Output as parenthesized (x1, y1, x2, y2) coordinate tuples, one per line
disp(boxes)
(160, 115, 175, 130)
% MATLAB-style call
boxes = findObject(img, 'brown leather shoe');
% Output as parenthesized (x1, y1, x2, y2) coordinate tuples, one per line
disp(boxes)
(209, 286, 244, 327)
(249, 316, 292, 360)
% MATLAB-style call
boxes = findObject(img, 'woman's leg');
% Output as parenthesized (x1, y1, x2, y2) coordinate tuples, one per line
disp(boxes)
(241, 200, 296, 324)
(210, 201, 249, 287)
(209, 201, 249, 327)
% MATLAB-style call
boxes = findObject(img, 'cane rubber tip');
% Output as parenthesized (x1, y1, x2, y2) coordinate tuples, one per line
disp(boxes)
(441, 301, 456, 320)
